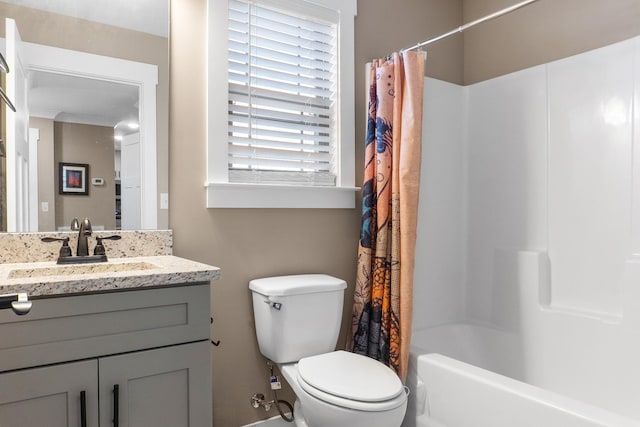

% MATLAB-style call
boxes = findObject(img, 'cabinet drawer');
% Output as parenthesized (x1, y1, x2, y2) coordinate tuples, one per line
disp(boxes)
(0, 284, 210, 372)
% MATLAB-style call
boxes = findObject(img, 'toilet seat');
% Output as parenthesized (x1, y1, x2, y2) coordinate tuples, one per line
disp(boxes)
(296, 351, 406, 412)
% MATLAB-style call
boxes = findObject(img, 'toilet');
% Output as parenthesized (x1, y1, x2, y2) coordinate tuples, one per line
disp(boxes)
(249, 274, 407, 427)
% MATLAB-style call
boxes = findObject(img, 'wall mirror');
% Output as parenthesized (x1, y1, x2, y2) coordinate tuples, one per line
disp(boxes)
(0, 0, 168, 232)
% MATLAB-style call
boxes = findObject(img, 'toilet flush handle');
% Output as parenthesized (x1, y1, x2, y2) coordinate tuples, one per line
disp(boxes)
(263, 298, 282, 311)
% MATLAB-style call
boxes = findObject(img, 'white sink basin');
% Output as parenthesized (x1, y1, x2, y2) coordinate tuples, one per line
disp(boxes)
(8, 261, 159, 279)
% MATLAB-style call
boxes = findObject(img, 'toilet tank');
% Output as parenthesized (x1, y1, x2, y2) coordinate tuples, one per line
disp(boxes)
(249, 274, 347, 363)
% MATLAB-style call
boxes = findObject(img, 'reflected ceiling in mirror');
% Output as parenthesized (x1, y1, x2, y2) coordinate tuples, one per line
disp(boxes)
(29, 71, 139, 131)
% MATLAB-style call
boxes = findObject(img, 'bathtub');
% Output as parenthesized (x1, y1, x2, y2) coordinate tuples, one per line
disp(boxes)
(402, 323, 640, 427)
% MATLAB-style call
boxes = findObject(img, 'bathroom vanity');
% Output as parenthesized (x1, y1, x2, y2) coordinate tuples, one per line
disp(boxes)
(0, 231, 219, 427)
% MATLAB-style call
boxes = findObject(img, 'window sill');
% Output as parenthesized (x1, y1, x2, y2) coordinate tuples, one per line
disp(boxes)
(205, 182, 358, 209)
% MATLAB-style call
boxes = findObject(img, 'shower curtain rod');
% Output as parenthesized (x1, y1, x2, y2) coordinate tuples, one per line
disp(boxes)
(401, 0, 540, 52)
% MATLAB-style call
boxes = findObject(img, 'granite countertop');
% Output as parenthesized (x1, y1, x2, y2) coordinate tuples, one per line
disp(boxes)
(0, 256, 220, 297)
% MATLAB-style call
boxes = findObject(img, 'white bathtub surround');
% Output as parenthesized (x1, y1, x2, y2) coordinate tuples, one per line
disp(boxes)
(413, 77, 467, 330)
(409, 35, 640, 426)
(409, 351, 639, 427)
(404, 324, 640, 427)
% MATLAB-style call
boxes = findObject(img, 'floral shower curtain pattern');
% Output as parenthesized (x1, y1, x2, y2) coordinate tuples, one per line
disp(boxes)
(349, 51, 425, 381)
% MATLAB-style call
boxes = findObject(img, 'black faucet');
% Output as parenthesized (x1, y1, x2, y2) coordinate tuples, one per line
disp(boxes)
(41, 217, 120, 264)
(71, 217, 92, 256)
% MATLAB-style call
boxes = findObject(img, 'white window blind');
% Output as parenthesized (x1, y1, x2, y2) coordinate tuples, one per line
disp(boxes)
(227, 0, 338, 186)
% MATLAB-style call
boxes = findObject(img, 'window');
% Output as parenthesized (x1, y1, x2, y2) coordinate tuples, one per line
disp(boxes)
(228, 0, 336, 186)
(206, 0, 357, 208)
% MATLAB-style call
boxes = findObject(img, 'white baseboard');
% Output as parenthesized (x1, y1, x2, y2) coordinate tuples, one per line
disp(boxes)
(240, 414, 292, 427)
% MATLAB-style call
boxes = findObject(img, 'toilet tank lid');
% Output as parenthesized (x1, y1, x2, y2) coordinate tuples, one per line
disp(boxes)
(249, 274, 347, 296)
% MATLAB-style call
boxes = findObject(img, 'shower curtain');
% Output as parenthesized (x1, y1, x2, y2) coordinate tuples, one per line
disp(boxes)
(349, 51, 425, 382)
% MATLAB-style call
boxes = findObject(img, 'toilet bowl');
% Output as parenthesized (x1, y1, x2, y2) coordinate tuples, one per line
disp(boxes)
(279, 351, 407, 427)
(249, 274, 408, 427)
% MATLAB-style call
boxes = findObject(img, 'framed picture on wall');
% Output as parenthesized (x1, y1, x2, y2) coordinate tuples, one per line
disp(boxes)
(59, 162, 89, 195)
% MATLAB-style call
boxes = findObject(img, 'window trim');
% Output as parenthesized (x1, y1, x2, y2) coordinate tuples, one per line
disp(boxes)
(206, 0, 357, 208)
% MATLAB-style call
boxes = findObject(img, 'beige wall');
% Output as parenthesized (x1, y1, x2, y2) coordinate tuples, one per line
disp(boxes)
(54, 122, 116, 230)
(30, 117, 56, 231)
(463, 0, 640, 84)
(0, 2, 169, 229)
(355, 0, 464, 84)
(170, 0, 462, 425)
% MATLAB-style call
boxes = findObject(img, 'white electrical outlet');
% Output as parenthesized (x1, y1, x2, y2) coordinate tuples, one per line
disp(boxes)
(160, 193, 169, 209)
(41, 202, 49, 212)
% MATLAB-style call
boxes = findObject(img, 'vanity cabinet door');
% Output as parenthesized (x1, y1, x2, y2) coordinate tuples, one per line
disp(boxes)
(0, 359, 98, 427)
(98, 341, 211, 427)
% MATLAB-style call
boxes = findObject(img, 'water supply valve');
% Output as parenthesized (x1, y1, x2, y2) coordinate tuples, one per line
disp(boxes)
(250, 393, 272, 411)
